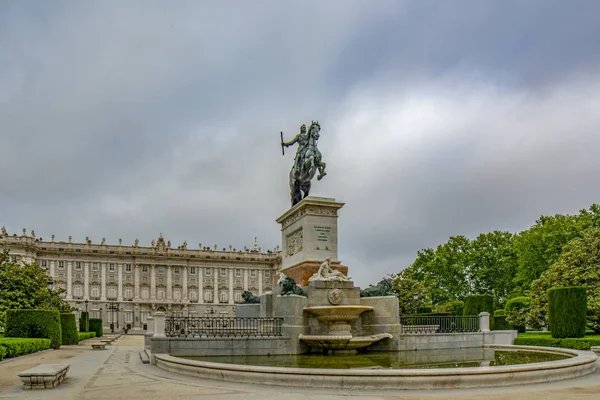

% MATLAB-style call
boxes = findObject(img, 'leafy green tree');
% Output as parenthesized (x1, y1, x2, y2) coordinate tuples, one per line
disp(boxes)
(468, 231, 518, 307)
(0, 251, 72, 327)
(404, 236, 471, 305)
(513, 205, 600, 295)
(528, 228, 600, 333)
(390, 271, 428, 315)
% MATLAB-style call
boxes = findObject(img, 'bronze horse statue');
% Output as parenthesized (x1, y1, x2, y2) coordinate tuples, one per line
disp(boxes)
(282, 121, 327, 206)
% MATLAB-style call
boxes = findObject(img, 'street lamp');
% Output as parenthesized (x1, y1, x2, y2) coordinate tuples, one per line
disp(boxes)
(84, 300, 89, 332)
(47, 279, 54, 309)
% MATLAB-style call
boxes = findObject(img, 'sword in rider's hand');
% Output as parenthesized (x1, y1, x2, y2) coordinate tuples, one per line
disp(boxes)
(280, 131, 285, 155)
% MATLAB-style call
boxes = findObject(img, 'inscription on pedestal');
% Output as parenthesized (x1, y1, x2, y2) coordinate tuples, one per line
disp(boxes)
(315, 226, 331, 250)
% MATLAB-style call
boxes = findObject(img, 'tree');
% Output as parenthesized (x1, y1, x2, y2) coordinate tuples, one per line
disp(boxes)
(513, 204, 600, 295)
(468, 231, 518, 307)
(404, 236, 471, 305)
(528, 228, 600, 333)
(390, 271, 428, 315)
(0, 251, 71, 327)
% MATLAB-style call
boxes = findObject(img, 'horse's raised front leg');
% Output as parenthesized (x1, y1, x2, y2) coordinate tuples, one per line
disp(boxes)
(317, 161, 327, 181)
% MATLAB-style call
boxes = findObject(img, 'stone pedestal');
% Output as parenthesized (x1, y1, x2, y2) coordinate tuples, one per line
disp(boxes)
(274, 294, 309, 354)
(276, 196, 346, 286)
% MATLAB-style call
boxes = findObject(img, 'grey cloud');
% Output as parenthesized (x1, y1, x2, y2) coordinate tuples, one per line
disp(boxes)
(1, 1, 600, 286)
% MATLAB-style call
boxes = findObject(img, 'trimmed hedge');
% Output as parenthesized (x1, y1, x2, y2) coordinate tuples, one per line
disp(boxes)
(505, 296, 530, 333)
(79, 312, 89, 333)
(464, 295, 495, 330)
(494, 315, 511, 330)
(78, 332, 96, 341)
(60, 313, 79, 345)
(89, 319, 103, 338)
(416, 307, 432, 314)
(5, 310, 62, 349)
(0, 338, 51, 360)
(515, 333, 600, 350)
(548, 287, 587, 339)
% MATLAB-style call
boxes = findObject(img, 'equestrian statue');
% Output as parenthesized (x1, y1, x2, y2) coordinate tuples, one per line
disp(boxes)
(281, 121, 327, 206)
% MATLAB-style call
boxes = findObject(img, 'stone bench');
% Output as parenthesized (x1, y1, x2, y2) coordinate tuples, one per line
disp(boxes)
(18, 364, 70, 390)
(90, 342, 107, 350)
(100, 339, 113, 345)
(400, 325, 440, 334)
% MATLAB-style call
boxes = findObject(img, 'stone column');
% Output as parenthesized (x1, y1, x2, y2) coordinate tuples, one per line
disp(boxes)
(153, 312, 166, 338)
(101, 263, 107, 301)
(144, 315, 154, 350)
(213, 269, 218, 304)
(166, 266, 172, 300)
(134, 265, 140, 299)
(480, 312, 491, 332)
(66, 261, 73, 300)
(117, 264, 123, 301)
(258, 270, 263, 296)
(150, 265, 156, 299)
(84, 262, 90, 300)
(243, 269, 248, 291)
(198, 268, 204, 304)
(182, 267, 188, 301)
(228, 268, 234, 304)
(50, 261, 55, 278)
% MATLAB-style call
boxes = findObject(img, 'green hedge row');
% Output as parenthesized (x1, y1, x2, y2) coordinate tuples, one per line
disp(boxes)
(78, 332, 96, 341)
(5, 310, 62, 349)
(548, 287, 587, 339)
(0, 338, 51, 360)
(493, 315, 511, 330)
(515, 334, 600, 350)
(89, 319, 103, 338)
(60, 313, 79, 345)
(79, 312, 89, 333)
(416, 307, 432, 314)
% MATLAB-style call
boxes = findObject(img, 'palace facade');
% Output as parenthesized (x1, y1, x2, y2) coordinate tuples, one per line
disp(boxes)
(0, 228, 281, 330)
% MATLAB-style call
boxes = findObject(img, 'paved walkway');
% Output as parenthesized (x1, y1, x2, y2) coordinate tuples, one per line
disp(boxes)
(1, 336, 600, 399)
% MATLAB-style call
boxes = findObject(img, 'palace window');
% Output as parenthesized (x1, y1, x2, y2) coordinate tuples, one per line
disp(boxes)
(219, 290, 228, 303)
(91, 286, 100, 298)
(235, 269, 241, 277)
(142, 265, 148, 272)
(107, 286, 117, 299)
(74, 262, 82, 270)
(41, 260, 47, 268)
(220, 269, 227, 277)
(250, 270, 256, 277)
(91, 311, 100, 319)
(125, 312, 133, 323)
(157, 287, 165, 299)
(190, 267, 196, 275)
(205, 268, 211, 276)
(58, 261, 65, 269)
(157, 267, 165, 274)
(73, 285, 83, 298)
(174, 267, 180, 274)
(141, 287, 149, 299)
(125, 264, 132, 272)
(189, 290, 198, 301)
(234, 290, 243, 303)
(124, 286, 133, 299)
(204, 290, 213, 302)
(173, 288, 181, 300)
(92, 263, 99, 271)
(109, 264, 115, 272)
(265, 270, 271, 278)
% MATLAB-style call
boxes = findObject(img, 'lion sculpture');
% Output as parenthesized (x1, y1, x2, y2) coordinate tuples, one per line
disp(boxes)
(241, 290, 260, 304)
(280, 276, 305, 296)
(360, 278, 393, 297)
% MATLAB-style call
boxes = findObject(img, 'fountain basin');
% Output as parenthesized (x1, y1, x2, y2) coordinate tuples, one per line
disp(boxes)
(156, 345, 598, 390)
(299, 333, 393, 353)
(304, 305, 373, 322)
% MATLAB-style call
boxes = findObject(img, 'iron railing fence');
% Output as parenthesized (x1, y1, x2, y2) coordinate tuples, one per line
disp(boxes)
(399, 315, 480, 334)
(165, 317, 284, 338)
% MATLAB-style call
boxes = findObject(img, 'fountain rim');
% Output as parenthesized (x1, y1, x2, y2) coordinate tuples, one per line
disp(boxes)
(157, 345, 597, 378)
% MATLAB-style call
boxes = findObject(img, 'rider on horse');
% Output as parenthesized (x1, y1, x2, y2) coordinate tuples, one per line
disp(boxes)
(282, 121, 327, 206)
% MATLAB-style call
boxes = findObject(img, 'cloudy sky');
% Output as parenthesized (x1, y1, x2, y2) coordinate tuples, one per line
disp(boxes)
(1, 1, 600, 286)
